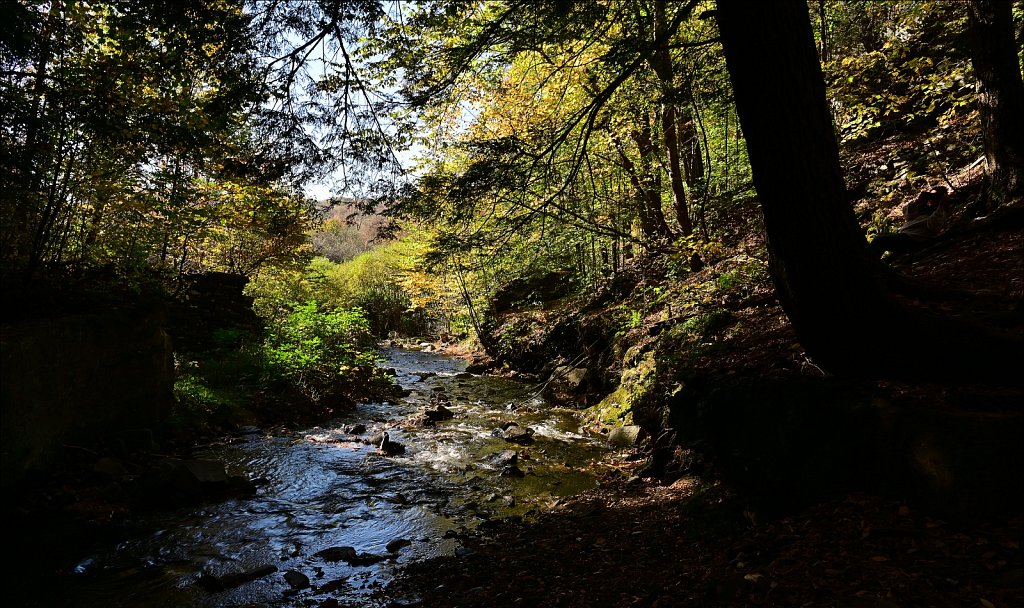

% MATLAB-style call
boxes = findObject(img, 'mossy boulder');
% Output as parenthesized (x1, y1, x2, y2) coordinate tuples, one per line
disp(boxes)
(583, 350, 663, 431)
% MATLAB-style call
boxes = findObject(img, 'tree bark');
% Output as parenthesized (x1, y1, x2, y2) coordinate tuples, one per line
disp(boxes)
(967, 0, 1024, 204)
(615, 136, 672, 244)
(661, 105, 692, 235)
(650, 0, 692, 236)
(617, 114, 675, 244)
(816, 0, 829, 63)
(714, 0, 1021, 383)
(678, 111, 704, 190)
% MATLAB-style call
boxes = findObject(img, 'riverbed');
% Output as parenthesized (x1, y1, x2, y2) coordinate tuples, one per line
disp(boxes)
(35, 347, 610, 607)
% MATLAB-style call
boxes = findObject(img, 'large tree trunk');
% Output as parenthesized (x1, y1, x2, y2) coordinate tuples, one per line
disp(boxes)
(967, 0, 1024, 205)
(715, 0, 885, 369)
(714, 0, 1021, 383)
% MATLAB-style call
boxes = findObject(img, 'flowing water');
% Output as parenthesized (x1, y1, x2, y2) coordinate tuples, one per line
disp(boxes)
(39, 347, 609, 607)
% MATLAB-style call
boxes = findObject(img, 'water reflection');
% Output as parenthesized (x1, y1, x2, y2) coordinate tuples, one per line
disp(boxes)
(48, 347, 607, 607)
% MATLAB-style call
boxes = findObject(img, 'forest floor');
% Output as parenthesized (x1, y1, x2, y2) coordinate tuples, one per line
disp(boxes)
(383, 477, 1021, 608)
(381, 206, 1023, 608)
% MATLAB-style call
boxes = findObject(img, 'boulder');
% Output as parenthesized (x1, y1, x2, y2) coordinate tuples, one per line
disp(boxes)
(465, 359, 493, 374)
(386, 538, 413, 553)
(197, 564, 278, 592)
(608, 425, 643, 449)
(404, 400, 453, 429)
(493, 450, 519, 467)
(500, 465, 525, 478)
(136, 457, 255, 504)
(542, 365, 590, 404)
(423, 402, 455, 422)
(283, 570, 310, 590)
(314, 546, 385, 566)
(315, 546, 358, 563)
(496, 422, 535, 445)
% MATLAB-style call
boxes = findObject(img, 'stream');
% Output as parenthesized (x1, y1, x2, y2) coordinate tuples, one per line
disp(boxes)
(39, 347, 610, 607)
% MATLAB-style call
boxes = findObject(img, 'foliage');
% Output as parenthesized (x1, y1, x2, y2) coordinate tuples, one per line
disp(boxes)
(310, 217, 374, 263)
(150, 180, 316, 278)
(262, 300, 395, 404)
(373, 0, 738, 296)
(2, 1, 269, 282)
(247, 230, 463, 339)
(313, 246, 415, 336)
(171, 295, 398, 434)
(3, 0, 1013, 413)
(170, 340, 265, 437)
(823, 0, 978, 150)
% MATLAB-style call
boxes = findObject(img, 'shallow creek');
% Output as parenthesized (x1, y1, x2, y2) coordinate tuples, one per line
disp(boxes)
(54, 347, 609, 607)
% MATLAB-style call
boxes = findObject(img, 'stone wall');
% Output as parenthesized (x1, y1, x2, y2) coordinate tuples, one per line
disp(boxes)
(167, 271, 262, 353)
(1, 303, 174, 485)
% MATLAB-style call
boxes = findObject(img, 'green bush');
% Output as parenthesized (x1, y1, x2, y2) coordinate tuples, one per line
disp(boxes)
(170, 346, 264, 437)
(319, 246, 418, 336)
(262, 300, 395, 404)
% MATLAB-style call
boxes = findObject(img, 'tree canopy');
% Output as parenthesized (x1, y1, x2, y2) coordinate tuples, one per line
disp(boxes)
(2, 0, 1021, 381)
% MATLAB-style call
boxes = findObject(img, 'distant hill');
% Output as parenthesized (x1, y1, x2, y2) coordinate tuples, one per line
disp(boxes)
(311, 198, 392, 263)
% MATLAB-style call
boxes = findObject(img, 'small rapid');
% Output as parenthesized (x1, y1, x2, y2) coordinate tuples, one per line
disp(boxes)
(45, 347, 609, 607)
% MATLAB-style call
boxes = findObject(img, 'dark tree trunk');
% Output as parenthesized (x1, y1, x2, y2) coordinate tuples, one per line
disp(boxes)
(661, 104, 692, 235)
(678, 112, 704, 189)
(967, 0, 1024, 204)
(615, 137, 672, 244)
(619, 115, 675, 244)
(816, 0, 829, 63)
(714, 0, 1021, 383)
(715, 0, 884, 368)
(651, 0, 692, 236)
(633, 119, 674, 242)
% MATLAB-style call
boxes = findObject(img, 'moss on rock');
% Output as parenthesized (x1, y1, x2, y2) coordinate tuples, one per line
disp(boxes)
(583, 350, 662, 430)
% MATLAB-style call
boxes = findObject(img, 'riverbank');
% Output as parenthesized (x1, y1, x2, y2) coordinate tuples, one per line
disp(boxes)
(380, 206, 1023, 607)
(2, 346, 617, 607)
(382, 472, 1023, 607)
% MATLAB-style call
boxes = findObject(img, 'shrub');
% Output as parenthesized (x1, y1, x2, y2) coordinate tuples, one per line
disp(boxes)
(262, 301, 394, 404)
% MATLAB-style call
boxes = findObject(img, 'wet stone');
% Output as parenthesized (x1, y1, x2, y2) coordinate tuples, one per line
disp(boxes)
(197, 564, 278, 592)
(284, 570, 310, 590)
(424, 402, 455, 421)
(500, 465, 525, 478)
(315, 546, 358, 563)
(607, 425, 643, 448)
(499, 423, 536, 445)
(315, 578, 349, 594)
(386, 538, 413, 553)
(493, 450, 519, 467)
